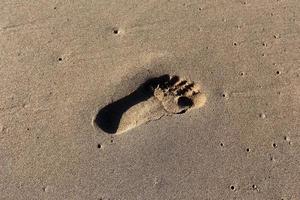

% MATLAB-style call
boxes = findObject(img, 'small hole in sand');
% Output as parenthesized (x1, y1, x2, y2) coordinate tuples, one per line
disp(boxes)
(58, 57, 62, 61)
(272, 143, 277, 148)
(252, 184, 257, 189)
(233, 42, 237, 46)
(240, 72, 245, 76)
(284, 136, 290, 142)
(259, 113, 266, 119)
(220, 143, 224, 147)
(97, 144, 102, 149)
(230, 185, 235, 190)
(246, 148, 250, 152)
(276, 71, 281, 75)
(54, 7, 57, 10)
(222, 93, 228, 98)
(113, 28, 119, 34)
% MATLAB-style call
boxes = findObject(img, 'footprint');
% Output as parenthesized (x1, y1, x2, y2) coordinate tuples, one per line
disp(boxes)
(94, 74, 206, 135)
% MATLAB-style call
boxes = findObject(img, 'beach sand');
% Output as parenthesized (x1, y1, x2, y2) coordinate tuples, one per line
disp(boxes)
(0, 0, 299, 199)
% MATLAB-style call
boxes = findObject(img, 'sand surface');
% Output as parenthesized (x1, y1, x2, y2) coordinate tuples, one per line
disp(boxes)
(0, 0, 299, 199)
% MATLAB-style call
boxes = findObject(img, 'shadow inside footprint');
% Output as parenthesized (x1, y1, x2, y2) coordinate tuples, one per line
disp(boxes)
(94, 74, 171, 134)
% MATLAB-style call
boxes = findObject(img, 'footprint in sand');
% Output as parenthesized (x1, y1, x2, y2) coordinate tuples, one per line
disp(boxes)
(94, 74, 207, 135)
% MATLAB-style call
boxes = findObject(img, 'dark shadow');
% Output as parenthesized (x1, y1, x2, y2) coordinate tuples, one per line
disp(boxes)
(94, 74, 172, 134)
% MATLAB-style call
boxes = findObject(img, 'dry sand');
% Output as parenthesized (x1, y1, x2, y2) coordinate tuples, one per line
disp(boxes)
(0, 0, 300, 199)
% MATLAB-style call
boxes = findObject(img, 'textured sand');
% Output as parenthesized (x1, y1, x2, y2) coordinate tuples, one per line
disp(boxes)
(0, 0, 299, 199)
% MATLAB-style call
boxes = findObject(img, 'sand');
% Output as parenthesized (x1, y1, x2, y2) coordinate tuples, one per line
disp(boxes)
(0, 0, 299, 199)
